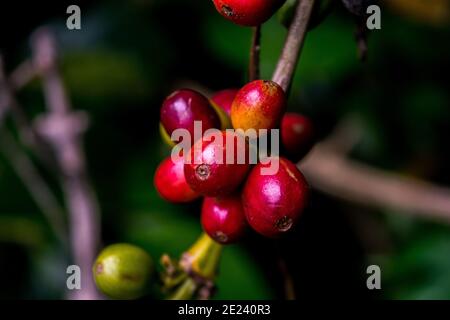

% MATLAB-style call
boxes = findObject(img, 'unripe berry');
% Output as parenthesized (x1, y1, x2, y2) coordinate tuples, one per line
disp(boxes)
(231, 80, 286, 134)
(160, 89, 221, 143)
(212, 0, 287, 26)
(211, 89, 239, 116)
(242, 157, 309, 237)
(281, 113, 315, 162)
(154, 156, 200, 203)
(93, 243, 154, 300)
(184, 131, 251, 197)
(201, 195, 247, 244)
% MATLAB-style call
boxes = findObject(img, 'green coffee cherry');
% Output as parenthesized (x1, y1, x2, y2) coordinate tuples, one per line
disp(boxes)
(278, 0, 334, 30)
(93, 243, 154, 300)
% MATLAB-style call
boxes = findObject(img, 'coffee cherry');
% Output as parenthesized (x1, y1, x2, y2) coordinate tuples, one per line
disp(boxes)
(154, 156, 200, 203)
(281, 113, 315, 162)
(160, 89, 221, 143)
(184, 131, 251, 197)
(211, 89, 239, 116)
(201, 195, 247, 244)
(231, 80, 286, 134)
(93, 243, 154, 300)
(212, 0, 287, 26)
(242, 157, 309, 237)
(210, 89, 238, 130)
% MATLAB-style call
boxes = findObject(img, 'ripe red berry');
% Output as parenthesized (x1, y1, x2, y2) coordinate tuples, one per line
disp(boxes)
(154, 156, 200, 203)
(231, 80, 286, 134)
(242, 157, 309, 237)
(184, 131, 251, 197)
(201, 195, 247, 244)
(160, 89, 221, 143)
(211, 89, 239, 116)
(212, 0, 287, 26)
(281, 113, 315, 162)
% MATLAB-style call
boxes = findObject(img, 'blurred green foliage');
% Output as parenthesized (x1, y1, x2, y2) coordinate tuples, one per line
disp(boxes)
(1, 0, 450, 299)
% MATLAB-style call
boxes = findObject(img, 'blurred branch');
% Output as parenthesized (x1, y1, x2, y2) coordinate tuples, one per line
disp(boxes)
(0, 128, 68, 245)
(277, 255, 296, 300)
(31, 28, 101, 300)
(272, 0, 316, 92)
(0, 57, 57, 169)
(355, 21, 368, 62)
(269, 0, 315, 298)
(300, 120, 450, 223)
(249, 25, 261, 81)
(9, 59, 37, 91)
(0, 56, 67, 246)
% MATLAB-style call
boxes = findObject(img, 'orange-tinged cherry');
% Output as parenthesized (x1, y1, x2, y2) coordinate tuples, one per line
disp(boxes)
(231, 80, 286, 134)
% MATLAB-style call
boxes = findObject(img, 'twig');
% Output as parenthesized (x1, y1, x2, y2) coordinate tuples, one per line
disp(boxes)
(9, 59, 37, 91)
(318, 115, 364, 154)
(0, 57, 57, 170)
(272, 0, 316, 92)
(300, 124, 450, 223)
(355, 20, 368, 62)
(0, 56, 67, 245)
(0, 127, 68, 245)
(31, 28, 101, 300)
(277, 256, 296, 300)
(267, 0, 316, 299)
(249, 25, 261, 81)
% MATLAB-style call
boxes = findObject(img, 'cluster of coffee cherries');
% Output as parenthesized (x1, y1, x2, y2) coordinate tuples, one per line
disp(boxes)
(155, 80, 314, 242)
(155, 0, 316, 247)
(92, 0, 319, 300)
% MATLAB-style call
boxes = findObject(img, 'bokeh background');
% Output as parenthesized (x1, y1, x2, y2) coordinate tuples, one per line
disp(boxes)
(1, 0, 450, 299)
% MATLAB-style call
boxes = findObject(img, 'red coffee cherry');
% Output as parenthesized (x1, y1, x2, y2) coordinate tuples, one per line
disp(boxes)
(242, 157, 309, 237)
(281, 113, 315, 162)
(201, 195, 247, 244)
(154, 156, 200, 203)
(212, 0, 287, 26)
(211, 89, 239, 116)
(160, 89, 221, 143)
(184, 131, 251, 197)
(231, 80, 286, 134)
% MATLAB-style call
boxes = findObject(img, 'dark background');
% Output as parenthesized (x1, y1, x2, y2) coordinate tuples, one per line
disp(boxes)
(1, 0, 450, 299)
